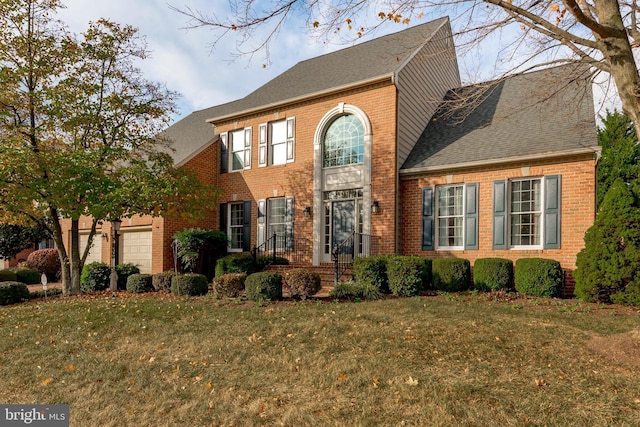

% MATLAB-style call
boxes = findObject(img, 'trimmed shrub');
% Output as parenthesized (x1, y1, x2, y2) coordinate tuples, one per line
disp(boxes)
(386, 256, 432, 297)
(173, 228, 229, 279)
(245, 272, 282, 302)
(610, 282, 640, 306)
(473, 258, 513, 292)
(212, 273, 247, 298)
(256, 256, 290, 269)
(152, 271, 177, 292)
(352, 256, 389, 293)
(286, 269, 321, 299)
(13, 268, 41, 285)
(29, 288, 63, 299)
(329, 280, 383, 300)
(0, 269, 18, 282)
(115, 263, 140, 290)
(80, 262, 112, 292)
(215, 253, 256, 277)
(574, 180, 640, 305)
(0, 282, 30, 305)
(26, 248, 60, 281)
(171, 273, 209, 296)
(514, 258, 563, 298)
(433, 258, 471, 292)
(126, 274, 153, 293)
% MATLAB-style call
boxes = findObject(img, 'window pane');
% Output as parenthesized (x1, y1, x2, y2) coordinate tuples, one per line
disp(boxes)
(268, 198, 288, 250)
(270, 121, 287, 165)
(229, 203, 244, 249)
(323, 115, 364, 167)
(510, 179, 542, 246)
(436, 185, 463, 248)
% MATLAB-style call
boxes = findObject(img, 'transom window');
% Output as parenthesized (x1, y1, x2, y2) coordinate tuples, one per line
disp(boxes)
(437, 185, 464, 248)
(510, 178, 542, 247)
(323, 115, 364, 168)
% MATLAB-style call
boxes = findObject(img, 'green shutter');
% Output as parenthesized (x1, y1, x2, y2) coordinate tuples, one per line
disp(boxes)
(464, 183, 479, 250)
(544, 175, 561, 249)
(242, 201, 252, 251)
(422, 187, 434, 251)
(493, 180, 507, 249)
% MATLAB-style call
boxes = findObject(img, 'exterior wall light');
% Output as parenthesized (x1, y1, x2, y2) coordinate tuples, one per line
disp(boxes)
(303, 206, 312, 217)
(371, 200, 379, 213)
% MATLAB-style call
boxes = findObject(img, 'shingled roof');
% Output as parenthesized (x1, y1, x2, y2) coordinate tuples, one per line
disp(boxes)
(161, 17, 450, 166)
(400, 65, 599, 174)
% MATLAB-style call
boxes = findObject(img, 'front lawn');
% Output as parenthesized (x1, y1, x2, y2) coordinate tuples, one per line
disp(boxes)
(1, 292, 638, 426)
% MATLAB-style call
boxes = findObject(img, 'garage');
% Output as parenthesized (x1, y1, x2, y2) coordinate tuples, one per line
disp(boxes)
(119, 229, 152, 274)
(79, 233, 102, 265)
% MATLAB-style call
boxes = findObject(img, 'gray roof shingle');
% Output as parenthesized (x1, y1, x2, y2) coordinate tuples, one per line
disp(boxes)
(401, 65, 599, 173)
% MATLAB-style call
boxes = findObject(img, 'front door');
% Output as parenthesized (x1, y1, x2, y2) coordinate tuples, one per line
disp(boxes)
(322, 193, 363, 263)
(332, 200, 356, 249)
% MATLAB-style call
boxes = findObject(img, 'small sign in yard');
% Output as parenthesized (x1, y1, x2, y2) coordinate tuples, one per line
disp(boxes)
(41, 273, 48, 291)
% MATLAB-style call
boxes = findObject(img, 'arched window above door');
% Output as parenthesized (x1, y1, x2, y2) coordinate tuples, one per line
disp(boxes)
(322, 115, 364, 168)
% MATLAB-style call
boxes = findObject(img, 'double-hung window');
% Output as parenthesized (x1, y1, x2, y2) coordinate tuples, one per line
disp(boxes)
(221, 128, 252, 173)
(258, 118, 295, 167)
(219, 201, 251, 251)
(257, 197, 294, 250)
(493, 175, 561, 249)
(422, 183, 478, 251)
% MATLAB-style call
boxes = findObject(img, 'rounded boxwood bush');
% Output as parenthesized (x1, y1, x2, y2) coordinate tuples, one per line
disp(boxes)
(26, 248, 61, 281)
(115, 263, 140, 290)
(80, 262, 112, 292)
(352, 256, 389, 293)
(152, 271, 177, 292)
(245, 272, 282, 302)
(0, 269, 18, 282)
(13, 268, 41, 285)
(286, 269, 321, 300)
(126, 274, 153, 293)
(433, 258, 471, 292)
(473, 258, 513, 291)
(171, 273, 209, 296)
(215, 253, 256, 277)
(387, 256, 432, 297)
(212, 273, 247, 298)
(0, 281, 30, 305)
(514, 258, 563, 297)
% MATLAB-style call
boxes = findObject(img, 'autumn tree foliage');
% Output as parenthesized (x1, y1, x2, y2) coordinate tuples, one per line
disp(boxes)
(177, 0, 640, 135)
(0, 0, 217, 295)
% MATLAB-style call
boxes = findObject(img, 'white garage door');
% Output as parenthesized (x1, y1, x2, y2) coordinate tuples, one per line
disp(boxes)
(119, 230, 152, 274)
(79, 233, 102, 265)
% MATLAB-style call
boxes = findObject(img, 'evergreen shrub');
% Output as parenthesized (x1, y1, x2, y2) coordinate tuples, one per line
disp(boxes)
(0, 281, 30, 305)
(352, 256, 389, 293)
(0, 269, 18, 282)
(514, 258, 563, 297)
(126, 274, 153, 293)
(285, 269, 321, 299)
(433, 258, 471, 292)
(215, 253, 255, 277)
(13, 268, 41, 284)
(171, 273, 209, 296)
(80, 262, 111, 292)
(245, 272, 282, 302)
(212, 273, 246, 298)
(115, 263, 140, 290)
(329, 280, 383, 300)
(387, 256, 431, 297)
(152, 271, 177, 292)
(473, 258, 513, 291)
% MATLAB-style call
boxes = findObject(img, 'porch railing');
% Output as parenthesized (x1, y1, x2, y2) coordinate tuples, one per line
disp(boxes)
(332, 231, 380, 284)
(252, 233, 311, 268)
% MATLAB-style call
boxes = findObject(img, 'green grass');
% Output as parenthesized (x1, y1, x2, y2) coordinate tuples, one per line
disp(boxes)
(1, 292, 639, 426)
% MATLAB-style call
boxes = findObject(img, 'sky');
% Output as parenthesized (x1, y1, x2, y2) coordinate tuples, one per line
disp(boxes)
(58, 0, 619, 125)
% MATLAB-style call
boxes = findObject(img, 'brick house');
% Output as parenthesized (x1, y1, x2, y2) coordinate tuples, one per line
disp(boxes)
(62, 17, 599, 289)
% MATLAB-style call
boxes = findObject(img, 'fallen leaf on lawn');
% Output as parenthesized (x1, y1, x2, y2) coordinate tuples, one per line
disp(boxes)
(372, 376, 380, 388)
(535, 378, 547, 386)
(406, 376, 418, 386)
(337, 373, 347, 381)
(41, 377, 53, 385)
(206, 382, 213, 390)
(129, 379, 136, 385)
(64, 364, 75, 372)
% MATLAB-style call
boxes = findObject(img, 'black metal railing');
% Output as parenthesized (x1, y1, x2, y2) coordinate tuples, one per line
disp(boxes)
(332, 231, 379, 284)
(252, 233, 311, 269)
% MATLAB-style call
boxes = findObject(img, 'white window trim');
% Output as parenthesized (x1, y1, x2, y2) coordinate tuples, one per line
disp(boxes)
(228, 127, 252, 172)
(508, 177, 544, 250)
(435, 184, 465, 251)
(228, 202, 244, 252)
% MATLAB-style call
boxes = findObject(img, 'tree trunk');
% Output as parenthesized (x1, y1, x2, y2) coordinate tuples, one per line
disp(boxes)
(48, 208, 72, 295)
(594, 0, 640, 137)
(69, 220, 82, 295)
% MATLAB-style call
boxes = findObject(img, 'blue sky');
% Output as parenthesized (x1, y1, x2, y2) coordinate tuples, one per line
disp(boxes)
(58, 1, 618, 124)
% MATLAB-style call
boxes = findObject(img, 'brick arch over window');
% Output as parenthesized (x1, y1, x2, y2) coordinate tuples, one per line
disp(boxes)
(312, 103, 373, 265)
